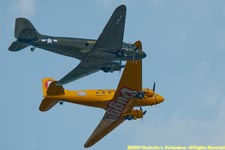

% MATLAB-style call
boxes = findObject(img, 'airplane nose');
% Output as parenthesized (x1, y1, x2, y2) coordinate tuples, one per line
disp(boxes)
(156, 95, 164, 104)
(134, 51, 147, 60)
(142, 52, 147, 58)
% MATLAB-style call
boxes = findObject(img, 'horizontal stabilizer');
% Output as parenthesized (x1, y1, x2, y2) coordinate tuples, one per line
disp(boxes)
(8, 40, 29, 51)
(39, 98, 59, 112)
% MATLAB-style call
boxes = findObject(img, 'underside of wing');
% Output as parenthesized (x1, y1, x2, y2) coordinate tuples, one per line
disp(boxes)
(57, 61, 99, 85)
(84, 117, 124, 148)
(84, 91, 136, 148)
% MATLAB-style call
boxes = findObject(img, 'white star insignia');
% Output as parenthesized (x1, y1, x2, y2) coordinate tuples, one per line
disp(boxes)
(115, 15, 123, 25)
(41, 38, 58, 44)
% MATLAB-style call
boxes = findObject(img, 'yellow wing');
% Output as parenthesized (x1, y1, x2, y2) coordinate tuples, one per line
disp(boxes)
(84, 58, 142, 147)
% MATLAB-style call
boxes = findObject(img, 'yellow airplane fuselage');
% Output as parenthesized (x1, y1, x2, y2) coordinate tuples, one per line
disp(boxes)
(44, 88, 164, 109)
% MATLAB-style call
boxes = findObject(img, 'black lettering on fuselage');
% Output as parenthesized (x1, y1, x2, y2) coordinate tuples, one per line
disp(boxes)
(104, 88, 137, 120)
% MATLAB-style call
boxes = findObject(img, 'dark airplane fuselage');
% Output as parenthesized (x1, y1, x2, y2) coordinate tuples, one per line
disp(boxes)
(27, 34, 146, 61)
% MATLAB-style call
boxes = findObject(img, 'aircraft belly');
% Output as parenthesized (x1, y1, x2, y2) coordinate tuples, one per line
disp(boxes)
(68, 101, 109, 109)
(62, 90, 113, 109)
(66, 97, 110, 109)
(36, 46, 86, 59)
(30, 39, 91, 59)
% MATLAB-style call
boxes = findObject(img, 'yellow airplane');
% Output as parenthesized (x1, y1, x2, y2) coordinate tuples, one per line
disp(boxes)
(39, 42, 164, 147)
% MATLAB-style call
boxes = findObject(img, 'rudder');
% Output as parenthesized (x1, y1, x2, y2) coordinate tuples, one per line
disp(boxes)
(42, 78, 55, 96)
(15, 17, 40, 40)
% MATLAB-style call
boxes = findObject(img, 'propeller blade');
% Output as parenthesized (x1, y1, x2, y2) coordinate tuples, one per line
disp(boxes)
(153, 82, 156, 92)
(140, 106, 147, 115)
(143, 110, 147, 115)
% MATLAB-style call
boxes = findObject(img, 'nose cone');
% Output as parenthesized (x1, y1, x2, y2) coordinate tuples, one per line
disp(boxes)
(134, 51, 147, 60)
(136, 51, 147, 60)
(156, 94, 164, 104)
(142, 51, 147, 58)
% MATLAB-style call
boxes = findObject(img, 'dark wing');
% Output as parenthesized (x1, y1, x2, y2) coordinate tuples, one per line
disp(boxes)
(57, 5, 127, 84)
(57, 61, 99, 85)
(92, 4, 126, 51)
(82, 4, 127, 69)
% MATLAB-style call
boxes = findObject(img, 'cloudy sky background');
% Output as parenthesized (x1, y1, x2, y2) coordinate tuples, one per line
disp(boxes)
(1, 0, 225, 149)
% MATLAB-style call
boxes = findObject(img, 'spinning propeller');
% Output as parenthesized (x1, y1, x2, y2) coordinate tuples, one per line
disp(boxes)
(153, 82, 158, 107)
(153, 82, 156, 92)
(140, 106, 147, 116)
(140, 82, 157, 122)
(140, 106, 147, 123)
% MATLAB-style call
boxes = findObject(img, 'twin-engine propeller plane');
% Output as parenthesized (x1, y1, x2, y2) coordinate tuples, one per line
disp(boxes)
(8, 5, 146, 85)
(40, 57, 164, 147)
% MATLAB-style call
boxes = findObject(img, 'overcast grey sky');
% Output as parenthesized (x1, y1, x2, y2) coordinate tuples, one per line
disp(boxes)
(1, 0, 225, 150)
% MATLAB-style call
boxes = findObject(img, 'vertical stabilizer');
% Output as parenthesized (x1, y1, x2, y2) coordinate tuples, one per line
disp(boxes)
(39, 78, 65, 112)
(14, 17, 40, 40)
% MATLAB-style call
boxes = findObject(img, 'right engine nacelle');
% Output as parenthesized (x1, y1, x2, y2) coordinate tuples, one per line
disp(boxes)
(101, 61, 124, 73)
(124, 109, 143, 120)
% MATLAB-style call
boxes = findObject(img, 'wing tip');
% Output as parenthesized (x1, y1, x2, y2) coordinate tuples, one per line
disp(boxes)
(116, 4, 126, 12)
(84, 142, 92, 148)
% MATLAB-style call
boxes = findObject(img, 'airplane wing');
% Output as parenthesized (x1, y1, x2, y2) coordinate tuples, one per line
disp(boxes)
(84, 117, 125, 148)
(57, 61, 100, 85)
(57, 5, 127, 85)
(84, 59, 142, 148)
(90, 4, 126, 52)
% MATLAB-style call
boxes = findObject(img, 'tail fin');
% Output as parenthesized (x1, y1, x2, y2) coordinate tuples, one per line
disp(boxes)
(42, 78, 55, 96)
(9, 18, 40, 51)
(15, 17, 40, 40)
(39, 78, 65, 112)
